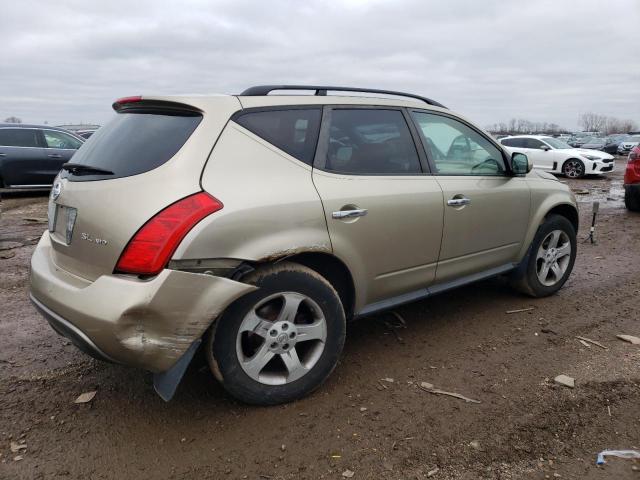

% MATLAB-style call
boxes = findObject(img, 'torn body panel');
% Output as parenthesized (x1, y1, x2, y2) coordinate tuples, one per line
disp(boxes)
(30, 232, 257, 373)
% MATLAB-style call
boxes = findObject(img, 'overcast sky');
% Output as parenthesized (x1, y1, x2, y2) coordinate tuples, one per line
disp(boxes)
(2, 0, 639, 130)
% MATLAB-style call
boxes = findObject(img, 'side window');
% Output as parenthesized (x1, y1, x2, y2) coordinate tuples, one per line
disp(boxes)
(501, 138, 520, 147)
(0, 128, 40, 148)
(324, 109, 421, 175)
(234, 109, 321, 165)
(43, 130, 83, 150)
(411, 112, 506, 176)
(524, 138, 544, 149)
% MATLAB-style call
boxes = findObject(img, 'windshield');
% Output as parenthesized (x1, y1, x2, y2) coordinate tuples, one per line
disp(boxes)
(542, 137, 572, 149)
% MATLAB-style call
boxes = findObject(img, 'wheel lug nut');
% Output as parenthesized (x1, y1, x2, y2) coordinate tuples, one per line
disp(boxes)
(289, 332, 296, 339)
(270, 342, 277, 348)
(283, 343, 289, 349)
(270, 330, 277, 336)
(282, 323, 289, 331)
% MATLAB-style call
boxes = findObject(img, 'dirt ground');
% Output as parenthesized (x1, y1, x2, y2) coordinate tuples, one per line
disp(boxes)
(1, 159, 639, 480)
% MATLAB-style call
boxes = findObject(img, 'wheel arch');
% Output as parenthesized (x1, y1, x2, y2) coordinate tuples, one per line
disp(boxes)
(263, 252, 356, 319)
(517, 197, 579, 261)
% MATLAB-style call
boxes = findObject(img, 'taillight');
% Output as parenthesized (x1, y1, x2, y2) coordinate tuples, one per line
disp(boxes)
(115, 192, 223, 276)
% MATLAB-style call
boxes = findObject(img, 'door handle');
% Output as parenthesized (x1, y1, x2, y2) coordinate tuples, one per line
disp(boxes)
(447, 196, 471, 207)
(332, 208, 368, 219)
(47, 154, 62, 158)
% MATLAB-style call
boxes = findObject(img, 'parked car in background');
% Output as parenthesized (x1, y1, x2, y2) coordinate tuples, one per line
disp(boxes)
(625, 145, 640, 211)
(618, 135, 640, 155)
(500, 135, 615, 178)
(29, 86, 578, 405)
(581, 136, 619, 155)
(0, 124, 84, 188)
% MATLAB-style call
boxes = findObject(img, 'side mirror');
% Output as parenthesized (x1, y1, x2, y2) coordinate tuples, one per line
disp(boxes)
(540, 145, 551, 151)
(511, 152, 532, 175)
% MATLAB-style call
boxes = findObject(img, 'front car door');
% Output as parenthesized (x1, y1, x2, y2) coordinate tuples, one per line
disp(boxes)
(312, 107, 444, 312)
(42, 129, 83, 180)
(410, 111, 531, 283)
(523, 138, 555, 171)
(0, 127, 47, 187)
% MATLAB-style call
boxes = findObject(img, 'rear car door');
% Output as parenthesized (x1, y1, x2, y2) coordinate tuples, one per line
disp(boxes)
(312, 107, 444, 310)
(410, 111, 530, 283)
(0, 127, 48, 187)
(42, 129, 83, 179)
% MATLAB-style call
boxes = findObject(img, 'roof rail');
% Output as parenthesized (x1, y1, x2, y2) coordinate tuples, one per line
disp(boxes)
(239, 85, 447, 109)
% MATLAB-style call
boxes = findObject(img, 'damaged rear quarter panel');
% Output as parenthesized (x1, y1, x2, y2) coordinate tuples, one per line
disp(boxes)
(173, 123, 332, 262)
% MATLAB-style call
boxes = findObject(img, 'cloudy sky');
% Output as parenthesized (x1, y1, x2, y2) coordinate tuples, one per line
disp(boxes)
(2, 0, 639, 130)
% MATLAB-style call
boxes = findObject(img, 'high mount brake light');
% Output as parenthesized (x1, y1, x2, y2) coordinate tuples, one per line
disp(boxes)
(112, 95, 142, 109)
(115, 192, 223, 276)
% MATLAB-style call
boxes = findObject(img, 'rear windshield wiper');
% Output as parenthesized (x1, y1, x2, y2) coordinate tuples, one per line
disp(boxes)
(62, 163, 114, 176)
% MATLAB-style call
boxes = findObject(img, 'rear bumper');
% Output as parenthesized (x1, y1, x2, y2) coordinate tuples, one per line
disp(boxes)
(29, 232, 256, 372)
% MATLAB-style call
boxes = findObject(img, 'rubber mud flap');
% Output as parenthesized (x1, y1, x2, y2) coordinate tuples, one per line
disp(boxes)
(153, 338, 202, 401)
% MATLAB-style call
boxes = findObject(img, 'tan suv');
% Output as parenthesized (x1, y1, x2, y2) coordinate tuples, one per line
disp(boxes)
(29, 86, 578, 404)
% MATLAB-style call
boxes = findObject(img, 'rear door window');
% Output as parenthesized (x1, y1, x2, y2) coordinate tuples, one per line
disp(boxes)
(66, 111, 202, 181)
(43, 130, 83, 150)
(234, 109, 321, 165)
(0, 128, 41, 148)
(322, 109, 421, 175)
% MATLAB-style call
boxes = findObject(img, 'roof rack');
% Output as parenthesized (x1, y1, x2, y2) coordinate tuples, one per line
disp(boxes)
(239, 85, 447, 109)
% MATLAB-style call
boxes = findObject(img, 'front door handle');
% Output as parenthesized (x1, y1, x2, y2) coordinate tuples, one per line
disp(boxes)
(47, 154, 62, 158)
(447, 196, 471, 207)
(332, 208, 368, 219)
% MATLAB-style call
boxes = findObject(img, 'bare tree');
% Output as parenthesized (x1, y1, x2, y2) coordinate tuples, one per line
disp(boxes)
(486, 119, 568, 135)
(4, 116, 22, 123)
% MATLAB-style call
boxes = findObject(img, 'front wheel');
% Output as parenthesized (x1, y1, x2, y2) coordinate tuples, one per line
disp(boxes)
(625, 187, 640, 212)
(510, 214, 577, 297)
(562, 159, 586, 178)
(206, 262, 346, 405)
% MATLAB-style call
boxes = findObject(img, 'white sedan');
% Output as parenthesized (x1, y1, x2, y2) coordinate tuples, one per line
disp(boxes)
(500, 135, 615, 178)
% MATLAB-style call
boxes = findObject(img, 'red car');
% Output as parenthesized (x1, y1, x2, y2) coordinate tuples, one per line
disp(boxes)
(625, 145, 640, 211)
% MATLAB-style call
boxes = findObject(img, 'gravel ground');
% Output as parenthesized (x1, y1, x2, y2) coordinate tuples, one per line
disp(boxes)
(1, 158, 639, 479)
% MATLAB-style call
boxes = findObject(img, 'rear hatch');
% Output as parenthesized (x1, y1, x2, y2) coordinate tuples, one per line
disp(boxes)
(48, 95, 241, 281)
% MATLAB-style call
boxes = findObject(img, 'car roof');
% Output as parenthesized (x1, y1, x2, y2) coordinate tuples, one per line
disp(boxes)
(0, 123, 77, 134)
(501, 135, 550, 140)
(139, 93, 450, 114)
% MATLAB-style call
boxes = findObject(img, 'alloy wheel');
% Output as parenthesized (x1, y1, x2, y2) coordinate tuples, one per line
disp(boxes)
(236, 292, 327, 385)
(536, 230, 572, 286)
(564, 160, 584, 178)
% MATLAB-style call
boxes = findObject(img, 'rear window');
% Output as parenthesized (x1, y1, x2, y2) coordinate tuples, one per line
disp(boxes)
(234, 108, 321, 165)
(0, 128, 40, 148)
(66, 111, 202, 181)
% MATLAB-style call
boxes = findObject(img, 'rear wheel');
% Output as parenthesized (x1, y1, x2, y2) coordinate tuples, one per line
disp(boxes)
(562, 159, 586, 178)
(206, 262, 346, 405)
(510, 214, 577, 297)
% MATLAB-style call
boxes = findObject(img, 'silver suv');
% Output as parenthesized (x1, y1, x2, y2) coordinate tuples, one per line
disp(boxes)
(29, 86, 578, 404)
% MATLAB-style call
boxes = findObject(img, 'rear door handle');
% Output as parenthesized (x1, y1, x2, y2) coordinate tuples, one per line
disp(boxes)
(447, 196, 471, 207)
(332, 208, 368, 219)
(47, 154, 62, 159)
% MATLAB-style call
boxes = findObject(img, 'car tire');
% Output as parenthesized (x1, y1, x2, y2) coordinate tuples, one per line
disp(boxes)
(562, 158, 586, 178)
(205, 262, 346, 405)
(625, 187, 640, 212)
(510, 214, 577, 298)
